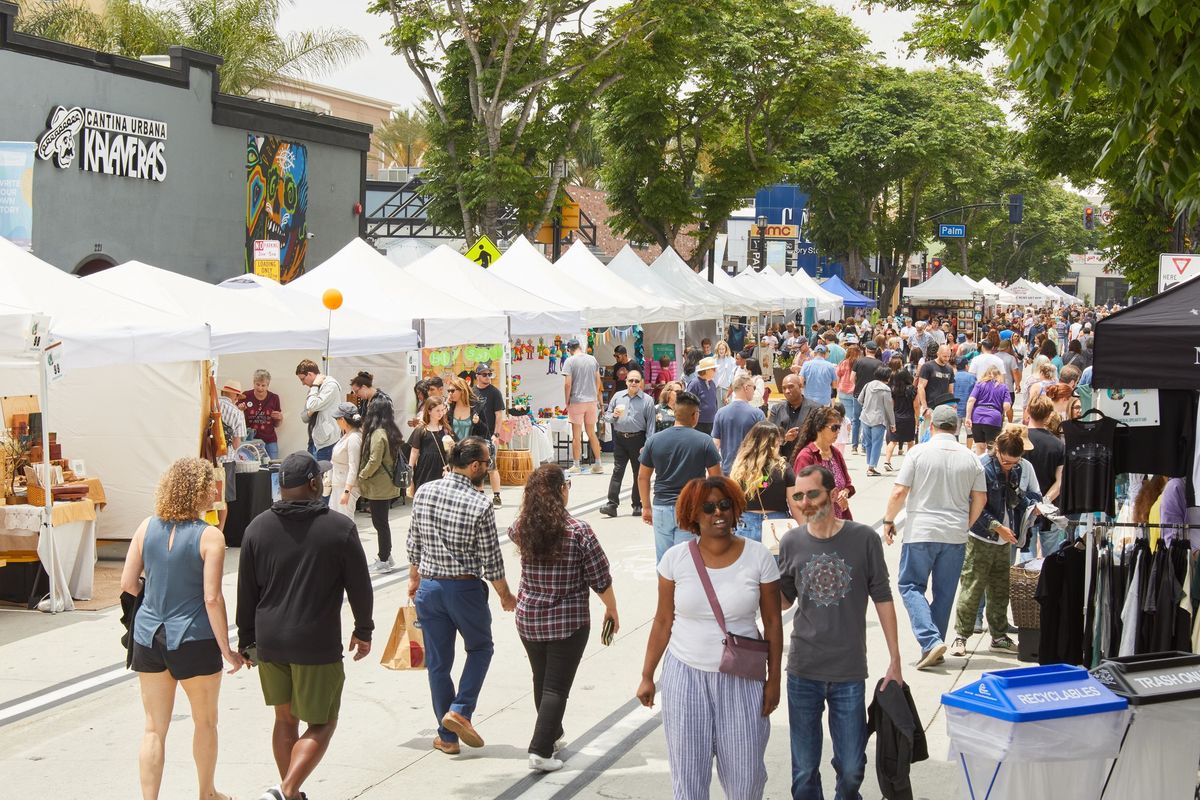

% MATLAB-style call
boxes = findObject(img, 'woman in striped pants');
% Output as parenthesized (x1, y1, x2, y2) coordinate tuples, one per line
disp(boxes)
(637, 476, 784, 799)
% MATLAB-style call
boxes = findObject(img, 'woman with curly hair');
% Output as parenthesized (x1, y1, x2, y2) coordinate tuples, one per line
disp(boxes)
(637, 476, 782, 800)
(793, 406, 855, 520)
(120, 458, 243, 800)
(509, 464, 618, 772)
(358, 395, 405, 572)
(728, 422, 796, 546)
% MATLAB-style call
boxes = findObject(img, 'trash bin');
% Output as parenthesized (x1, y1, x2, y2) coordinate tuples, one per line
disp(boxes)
(1090, 652, 1200, 799)
(941, 664, 1130, 800)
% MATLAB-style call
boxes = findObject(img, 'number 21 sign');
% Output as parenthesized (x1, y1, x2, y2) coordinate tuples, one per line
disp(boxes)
(1095, 388, 1160, 427)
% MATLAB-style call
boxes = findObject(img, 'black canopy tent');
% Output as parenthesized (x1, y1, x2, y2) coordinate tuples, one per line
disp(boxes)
(1092, 276, 1200, 389)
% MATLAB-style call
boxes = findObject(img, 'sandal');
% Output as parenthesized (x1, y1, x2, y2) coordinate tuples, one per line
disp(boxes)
(883, 462, 894, 471)
(866, 468, 882, 477)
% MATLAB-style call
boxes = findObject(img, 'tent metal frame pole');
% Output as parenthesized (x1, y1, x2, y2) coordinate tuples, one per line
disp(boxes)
(39, 345, 58, 614)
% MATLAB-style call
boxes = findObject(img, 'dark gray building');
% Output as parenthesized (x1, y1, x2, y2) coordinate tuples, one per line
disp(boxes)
(0, 1, 370, 282)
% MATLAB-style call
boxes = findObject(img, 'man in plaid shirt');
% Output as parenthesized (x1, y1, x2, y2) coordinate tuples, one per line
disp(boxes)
(407, 436, 516, 755)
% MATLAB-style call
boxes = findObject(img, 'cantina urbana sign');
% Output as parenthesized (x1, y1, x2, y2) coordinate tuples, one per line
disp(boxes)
(36, 105, 167, 182)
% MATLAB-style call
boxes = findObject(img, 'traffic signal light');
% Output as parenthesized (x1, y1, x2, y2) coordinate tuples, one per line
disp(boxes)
(1008, 193, 1024, 224)
(931, 257, 943, 272)
(1084, 207, 1095, 230)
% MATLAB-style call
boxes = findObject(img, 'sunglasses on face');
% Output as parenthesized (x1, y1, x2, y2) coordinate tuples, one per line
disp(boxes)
(701, 498, 734, 514)
(791, 489, 826, 502)
(626, 379, 642, 383)
(477, 372, 493, 377)
(828, 424, 841, 432)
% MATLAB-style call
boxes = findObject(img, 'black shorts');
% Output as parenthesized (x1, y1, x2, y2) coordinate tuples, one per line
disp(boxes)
(132, 626, 222, 681)
(972, 423, 1001, 444)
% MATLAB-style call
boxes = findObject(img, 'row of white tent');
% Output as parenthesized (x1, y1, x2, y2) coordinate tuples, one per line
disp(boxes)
(903, 268, 1083, 306)
(0, 233, 847, 548)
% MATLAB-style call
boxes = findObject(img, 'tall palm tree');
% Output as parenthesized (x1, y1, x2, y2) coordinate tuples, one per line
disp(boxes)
(14, 0, 366, 96)
(374, 106, 428, 170)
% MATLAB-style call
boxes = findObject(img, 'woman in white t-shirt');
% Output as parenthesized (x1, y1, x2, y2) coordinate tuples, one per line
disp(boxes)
(637, 476, 783, 800)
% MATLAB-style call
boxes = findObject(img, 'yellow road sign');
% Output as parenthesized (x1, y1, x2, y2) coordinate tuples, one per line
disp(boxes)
(465, 235, 502, 268)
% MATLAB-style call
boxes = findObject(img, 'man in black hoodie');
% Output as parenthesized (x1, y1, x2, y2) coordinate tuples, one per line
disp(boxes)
(238, 451, 374, 800)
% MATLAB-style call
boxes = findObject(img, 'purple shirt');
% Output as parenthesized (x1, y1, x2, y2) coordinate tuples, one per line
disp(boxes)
(969, 380, 1010, 427)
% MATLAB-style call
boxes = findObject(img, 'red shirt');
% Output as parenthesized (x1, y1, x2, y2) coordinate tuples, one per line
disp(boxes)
(240, 390, 281, 443)
(510, 516, 613, 641)
(793, 442, 855, 520)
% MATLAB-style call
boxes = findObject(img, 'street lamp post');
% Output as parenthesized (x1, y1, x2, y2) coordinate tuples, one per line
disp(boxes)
(755, 214, 767, 271)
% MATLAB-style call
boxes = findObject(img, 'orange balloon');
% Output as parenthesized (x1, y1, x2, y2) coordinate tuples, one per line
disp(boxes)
(322, 288, 343, 310)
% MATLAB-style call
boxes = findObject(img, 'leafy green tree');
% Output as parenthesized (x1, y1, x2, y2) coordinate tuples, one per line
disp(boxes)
(14, 0, 366, 95)
(375, 106, 429, 170)
(370, 0, 638, 239)
(598, 0, 867, 268)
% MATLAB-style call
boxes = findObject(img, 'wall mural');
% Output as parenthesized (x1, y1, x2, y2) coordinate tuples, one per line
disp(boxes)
(246, 134, 308, 282)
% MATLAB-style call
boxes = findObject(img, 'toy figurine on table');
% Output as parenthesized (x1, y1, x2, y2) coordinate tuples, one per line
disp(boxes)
(546, 344, 558, 374)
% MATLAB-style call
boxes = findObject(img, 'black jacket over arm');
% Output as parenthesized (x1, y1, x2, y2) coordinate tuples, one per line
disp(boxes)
(866, 679, 928, 800)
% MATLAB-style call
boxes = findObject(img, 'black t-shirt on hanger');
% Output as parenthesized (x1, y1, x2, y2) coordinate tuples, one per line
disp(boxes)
(1112, 389, 1198, 478)
(1061, 414, 1119, 516)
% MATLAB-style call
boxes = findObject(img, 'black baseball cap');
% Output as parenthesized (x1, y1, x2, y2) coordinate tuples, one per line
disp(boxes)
(279, 451, 331, 489)
(474, 363, 494, 375)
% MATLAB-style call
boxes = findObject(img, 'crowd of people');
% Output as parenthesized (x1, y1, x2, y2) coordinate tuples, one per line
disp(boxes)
(119, 300, 1117, 800)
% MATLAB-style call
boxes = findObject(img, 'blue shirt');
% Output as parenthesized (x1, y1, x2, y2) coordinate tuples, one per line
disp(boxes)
(825, 343, 846, 364)
(953, 371, 978, 417)
(685, 376, 719, 424)
(133, 517, 215, 650)
(711, 400, 766, 474)
(799, 358, 837, 405)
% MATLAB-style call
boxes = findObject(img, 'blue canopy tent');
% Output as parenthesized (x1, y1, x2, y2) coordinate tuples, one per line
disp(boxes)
(819, 274, 876, 308)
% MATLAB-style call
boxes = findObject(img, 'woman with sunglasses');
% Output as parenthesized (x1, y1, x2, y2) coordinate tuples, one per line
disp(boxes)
(509, 464, 619, 772)
(792, 407, 855, 520)
(637, 476, 782, 800)
(446, 375, 489, 442)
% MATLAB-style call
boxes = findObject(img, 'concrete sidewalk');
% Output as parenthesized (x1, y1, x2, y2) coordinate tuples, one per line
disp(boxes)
(0, 446, 1009, 799)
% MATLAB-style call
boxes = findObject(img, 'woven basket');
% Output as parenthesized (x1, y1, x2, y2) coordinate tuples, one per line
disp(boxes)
(1010, 564, 1041, 629)
(497, 449, 534, 487)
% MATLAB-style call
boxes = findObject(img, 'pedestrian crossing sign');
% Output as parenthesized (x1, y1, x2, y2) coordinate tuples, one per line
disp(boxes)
(466, 235, 502, 268)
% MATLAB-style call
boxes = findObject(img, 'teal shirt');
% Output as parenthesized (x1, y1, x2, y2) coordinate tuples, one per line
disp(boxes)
(825, 343, 846, 364)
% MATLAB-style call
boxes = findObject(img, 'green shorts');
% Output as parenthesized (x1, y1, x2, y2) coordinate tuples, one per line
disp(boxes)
(258, 660, 345, 724)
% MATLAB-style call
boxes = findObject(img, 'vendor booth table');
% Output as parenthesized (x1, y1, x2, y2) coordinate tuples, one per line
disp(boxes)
(0, 499, 98, 609)
(222, 467, 274, 547)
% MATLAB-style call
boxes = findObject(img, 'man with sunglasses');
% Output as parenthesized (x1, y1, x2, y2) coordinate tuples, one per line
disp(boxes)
(882, 405, 986, 670)
(599, 370, 656, 518)
(779, 465, 902, 800)
(638, 392, 721, 562)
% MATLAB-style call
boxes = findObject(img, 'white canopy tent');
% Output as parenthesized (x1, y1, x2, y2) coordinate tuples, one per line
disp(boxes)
(1007, 278, 1059, 305)
(734, 270, 788, 312)
(553, 242, 683, 324)
(958, 273, 994, 295)
(649, 248, 761, 317)
(903, 269, 979, 302)
(790, 269, 844, 320)
(1049, 285, 1083, 304)
(399, 246, 582, 337)
(291, 238, 508, 348)
(609, 245, 723, 320)
(757, 268, 817, 310)
(0, 239, 212, 579)
(492, 237, 641, 328)
(977, 277, 1020, 306)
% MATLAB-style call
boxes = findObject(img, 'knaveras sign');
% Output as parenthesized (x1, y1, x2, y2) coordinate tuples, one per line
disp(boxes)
(36, 105, 167, 182)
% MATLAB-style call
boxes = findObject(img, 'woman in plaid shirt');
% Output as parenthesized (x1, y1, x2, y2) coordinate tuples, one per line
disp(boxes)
(509, 464, 619, 773)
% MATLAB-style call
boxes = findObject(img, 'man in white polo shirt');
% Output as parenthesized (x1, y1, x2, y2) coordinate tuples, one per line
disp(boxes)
(880, 405, 986, 669)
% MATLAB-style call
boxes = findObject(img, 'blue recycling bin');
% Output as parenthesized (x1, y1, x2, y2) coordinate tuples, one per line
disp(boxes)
(941, 664, 1130, 800)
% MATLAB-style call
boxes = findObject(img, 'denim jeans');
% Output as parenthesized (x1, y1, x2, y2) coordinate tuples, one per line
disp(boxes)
(263, 440, 279, 460)
(898, 541, 966, 654)
(652, 504, 695, 563)
(860, 424, 885, 469)
(837, 393, 861, 448)
(413, 578, 495, 745)
(737, 511, 793, 543)
(787, 675, 866, 800)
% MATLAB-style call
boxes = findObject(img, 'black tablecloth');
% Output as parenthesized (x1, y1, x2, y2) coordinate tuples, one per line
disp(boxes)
(224, 469, 273, 547)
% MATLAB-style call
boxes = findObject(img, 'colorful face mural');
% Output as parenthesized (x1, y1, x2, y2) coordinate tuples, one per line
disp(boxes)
(246, 135, 308, 281)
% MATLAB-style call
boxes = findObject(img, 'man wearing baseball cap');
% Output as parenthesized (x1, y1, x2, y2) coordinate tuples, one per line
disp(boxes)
(238, 451, 374, 800)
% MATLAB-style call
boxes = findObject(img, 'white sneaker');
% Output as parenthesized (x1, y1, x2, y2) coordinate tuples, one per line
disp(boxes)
(369, 557, 395, 573)
(565, 463, 583, 476)
(589, 462, 604, 474)
(554, 736, 567, 752)
(529, 753, 564, 772)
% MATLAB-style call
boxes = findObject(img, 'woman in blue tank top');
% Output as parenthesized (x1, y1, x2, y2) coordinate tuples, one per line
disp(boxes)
(120, 457, 243, 800)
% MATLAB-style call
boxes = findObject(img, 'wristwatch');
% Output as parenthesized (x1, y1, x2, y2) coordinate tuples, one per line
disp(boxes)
(882, 520, 895, 528)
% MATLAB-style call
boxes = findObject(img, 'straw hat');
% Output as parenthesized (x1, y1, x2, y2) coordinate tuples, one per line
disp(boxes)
(220, 379, 243, 395)
(696, 357, 718, 374)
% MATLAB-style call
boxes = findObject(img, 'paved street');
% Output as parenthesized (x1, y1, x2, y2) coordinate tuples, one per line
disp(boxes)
(1, 446, 1007, 800)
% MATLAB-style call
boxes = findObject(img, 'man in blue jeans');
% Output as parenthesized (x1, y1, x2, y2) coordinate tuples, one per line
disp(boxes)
(780, 465, 903, 800)
(882, 405, 987, 669)
(637, 392, 721, 562)
(406, 437, 516, 755)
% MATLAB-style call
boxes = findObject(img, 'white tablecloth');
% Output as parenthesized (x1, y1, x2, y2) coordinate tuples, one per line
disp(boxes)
(529, 427, 554, 464)
(0, 507, 96, 608)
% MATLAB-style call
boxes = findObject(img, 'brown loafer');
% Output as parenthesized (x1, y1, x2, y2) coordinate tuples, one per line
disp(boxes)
(441, 711, 484, 748)
(433, 736, 460, 755)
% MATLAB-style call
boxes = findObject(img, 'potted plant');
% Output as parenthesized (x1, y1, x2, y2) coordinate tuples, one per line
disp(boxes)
(773, 352, 795, 390)
(1, 428, 31, 504)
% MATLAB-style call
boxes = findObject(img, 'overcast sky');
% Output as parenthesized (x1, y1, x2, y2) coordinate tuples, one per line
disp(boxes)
(279, 0, 923, 108)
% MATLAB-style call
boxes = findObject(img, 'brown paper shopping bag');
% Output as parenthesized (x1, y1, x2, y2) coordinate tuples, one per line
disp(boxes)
(380, 604, 426, 670)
